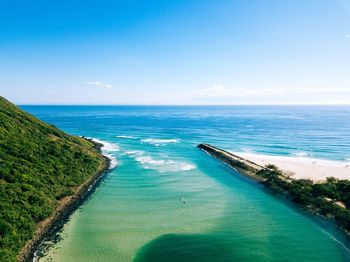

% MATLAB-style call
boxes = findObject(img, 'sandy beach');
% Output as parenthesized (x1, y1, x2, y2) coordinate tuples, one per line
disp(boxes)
(232, 152, 350, 182)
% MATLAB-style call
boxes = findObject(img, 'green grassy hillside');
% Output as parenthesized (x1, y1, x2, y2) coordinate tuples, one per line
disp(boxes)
(0, 97, 106, 261)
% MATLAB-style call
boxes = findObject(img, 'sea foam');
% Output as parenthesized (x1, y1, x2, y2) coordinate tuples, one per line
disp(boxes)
(116, 135, 136, 139)
(141, 138, 180, 146)
(91, 138, 119, 169)
(292, 151, 314, 157)
(126, 150, 195, 172)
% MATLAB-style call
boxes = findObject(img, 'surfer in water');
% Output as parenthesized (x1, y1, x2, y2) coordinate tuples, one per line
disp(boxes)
(179, 196, 187, 204)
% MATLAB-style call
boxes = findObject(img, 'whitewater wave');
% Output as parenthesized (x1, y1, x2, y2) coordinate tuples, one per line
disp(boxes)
(292, 151, 313, 157)
(241, 148, 254, 153)
(91, 138, 119, 169)
(126, 150, 195, 172)
(116, 135, 136, 139)
(141, 138, 180, 146)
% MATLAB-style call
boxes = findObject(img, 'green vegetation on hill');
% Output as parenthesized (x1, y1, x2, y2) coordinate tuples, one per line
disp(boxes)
(0, 97, 106, 261)
(257, 165, 350, 232)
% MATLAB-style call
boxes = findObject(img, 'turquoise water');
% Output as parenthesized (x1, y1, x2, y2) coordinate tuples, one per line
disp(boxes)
(23, 106, 350, 261)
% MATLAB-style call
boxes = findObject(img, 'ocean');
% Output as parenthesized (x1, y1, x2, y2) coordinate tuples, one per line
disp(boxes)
(22, 105, 350, 262)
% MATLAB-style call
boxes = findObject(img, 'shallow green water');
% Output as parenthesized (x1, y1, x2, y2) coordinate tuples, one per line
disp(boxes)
(38, 147, 350, 262)
(24, 106, 350, 262)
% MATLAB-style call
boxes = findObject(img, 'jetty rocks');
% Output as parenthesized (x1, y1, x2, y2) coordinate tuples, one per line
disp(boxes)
(197, 143, 265, 181)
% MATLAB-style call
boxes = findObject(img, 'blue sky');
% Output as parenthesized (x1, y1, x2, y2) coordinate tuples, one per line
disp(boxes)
(0, 0, 350, 105)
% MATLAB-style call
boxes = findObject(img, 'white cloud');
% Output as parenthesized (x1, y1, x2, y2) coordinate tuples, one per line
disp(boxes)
(85, 81, 112, 88)
(193, 85, 350, 98)
(345, 33, 350, 39)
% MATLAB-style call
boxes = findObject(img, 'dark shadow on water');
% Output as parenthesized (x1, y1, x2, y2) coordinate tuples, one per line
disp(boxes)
(133, 233, 245, 262)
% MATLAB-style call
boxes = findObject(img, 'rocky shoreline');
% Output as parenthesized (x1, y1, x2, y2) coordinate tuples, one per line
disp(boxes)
(198, 143, 350, 238)
(17, 139, 111, 262)
(197, 143, 266, 181)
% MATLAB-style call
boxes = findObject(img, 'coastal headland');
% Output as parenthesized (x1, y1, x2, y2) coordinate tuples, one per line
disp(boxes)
(198, 143, 350, 236)
(0, 96, 111, 262)
(18, 139, 110, 262)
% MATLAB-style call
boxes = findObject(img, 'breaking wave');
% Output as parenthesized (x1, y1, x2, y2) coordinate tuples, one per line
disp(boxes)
(92, 138, 119, 169)
(116, 135, 136, 139)
(141, 138, 180, 146)
(126, 150, 195, 172)
(292, 151, 313, 158)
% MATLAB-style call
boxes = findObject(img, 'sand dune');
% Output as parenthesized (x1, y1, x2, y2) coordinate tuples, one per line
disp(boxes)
(232, 152, 350, 182)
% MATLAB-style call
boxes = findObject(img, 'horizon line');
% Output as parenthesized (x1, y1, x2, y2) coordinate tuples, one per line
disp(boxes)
(18, 103, 350, 106)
